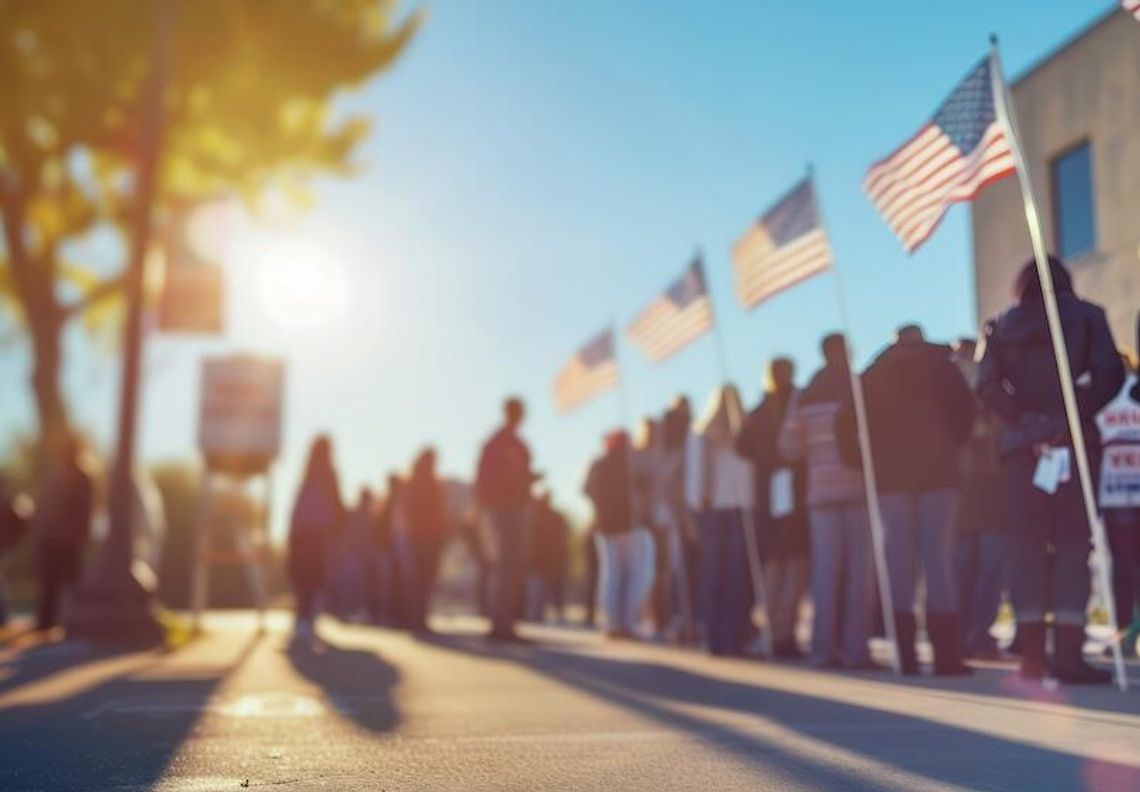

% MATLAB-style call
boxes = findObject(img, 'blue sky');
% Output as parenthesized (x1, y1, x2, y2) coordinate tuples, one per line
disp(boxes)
(0, 1, 1120, 531)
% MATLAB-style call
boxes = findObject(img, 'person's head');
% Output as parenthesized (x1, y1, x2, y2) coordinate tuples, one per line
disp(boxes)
(358, 486, 374, 507)
(1013, 254, 1073, 304)
(953, 337, 978, 360)
(304, 435, 333, 479)
(635, 416, 663, 449)
(663, 396, 692, 450)
(412, 447, 437, 479)
(604, 429, 629, 454)
(503, 397, 525, 430)
(696, 384, 743, 446)
(895, 324, 925, 344)
(821, 333, 848, 369)
(386, 472, 403, 496)
(765, 357, 795, 394)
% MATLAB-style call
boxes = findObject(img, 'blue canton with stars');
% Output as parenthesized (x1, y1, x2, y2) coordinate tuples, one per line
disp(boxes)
(931, 58, 997, 155)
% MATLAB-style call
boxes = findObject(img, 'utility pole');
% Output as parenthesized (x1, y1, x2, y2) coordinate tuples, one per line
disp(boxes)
(68, 0, 178, 644)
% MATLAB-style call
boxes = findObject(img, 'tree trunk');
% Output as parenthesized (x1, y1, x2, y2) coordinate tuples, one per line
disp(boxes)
(28, 305, 71, 472)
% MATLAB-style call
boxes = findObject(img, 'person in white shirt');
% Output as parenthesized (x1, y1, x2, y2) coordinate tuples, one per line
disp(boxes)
(686, 385, 755, 656)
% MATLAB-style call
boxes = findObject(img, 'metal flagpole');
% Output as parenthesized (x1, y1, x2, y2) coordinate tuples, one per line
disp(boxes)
(812, 166, 901, 674)
(699, 250, 776, 659)
(989, 37, 1127, 691)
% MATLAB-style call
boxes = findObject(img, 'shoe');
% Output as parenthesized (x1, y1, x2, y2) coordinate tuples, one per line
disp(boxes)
(1053, 625, 1112, 685)
(894, 613, 919, 675)
(1017, 622, 1046, 681)
(928, 613, 973, 677)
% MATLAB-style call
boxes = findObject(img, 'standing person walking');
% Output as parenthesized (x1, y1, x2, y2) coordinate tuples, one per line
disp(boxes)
(738, 357, 809, 658)
(662, 396, 699, 641)
(475, 397, 538, 643)
(404, 448, 450, 633)
(952, 339, 1010, 660)
(977, 257, 1123, 684)
(838, 325, 975, 676)
(287, 435, 345, 645)
(780, 334, 873, 669)
(688, 386, 755, 657)
(1096, 347, 1140, 657)
(33, 436, 95, 633)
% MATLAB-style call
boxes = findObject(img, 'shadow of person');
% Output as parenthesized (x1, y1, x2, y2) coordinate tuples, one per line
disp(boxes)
(285, 637, 400, 733)
(424, 636, 1140, 791)
(0, 632, 265, 791)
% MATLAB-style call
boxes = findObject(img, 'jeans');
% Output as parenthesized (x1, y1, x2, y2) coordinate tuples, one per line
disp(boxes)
(1105, 509, 1140, 631)
(809, 503, 874, 666)
(697, 509, 751, 656)
(880, 489, 960, 615)
(1004, 451, 1091, 625)
(488, 508, 528, 637)
(596, 528, 655, 634)
(955, 532, 1007, 652)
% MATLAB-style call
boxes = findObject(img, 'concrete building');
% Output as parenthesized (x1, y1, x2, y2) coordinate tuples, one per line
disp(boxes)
(972, 9, 1140, 349)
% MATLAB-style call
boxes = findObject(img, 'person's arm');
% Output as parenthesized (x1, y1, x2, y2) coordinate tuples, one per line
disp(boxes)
(938, 358, 977, 443)
(1082, 305, 1125, 418)
(975, 320, 1020, 424)
(778, 397, 805, 462)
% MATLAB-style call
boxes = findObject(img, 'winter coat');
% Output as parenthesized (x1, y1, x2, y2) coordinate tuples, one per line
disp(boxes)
(584, 446, 633, 535)
(976, 265, 1123, 459)
(475, 428, 533, 511)
(736, 390, 807, 532)
(779, 365, 865, 507)
(837, 338, 975, 493)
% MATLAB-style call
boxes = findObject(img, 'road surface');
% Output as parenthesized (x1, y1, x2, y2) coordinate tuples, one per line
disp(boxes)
(1, 612, 1138, 791)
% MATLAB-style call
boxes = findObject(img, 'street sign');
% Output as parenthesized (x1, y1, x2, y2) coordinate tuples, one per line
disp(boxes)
(198, 355, 284, 476)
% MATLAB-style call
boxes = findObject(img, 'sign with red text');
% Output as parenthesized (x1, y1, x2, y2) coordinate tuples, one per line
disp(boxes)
(198, 356, 284, 475)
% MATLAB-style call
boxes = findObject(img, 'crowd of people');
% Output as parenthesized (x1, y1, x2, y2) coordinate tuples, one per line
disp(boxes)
(280, 254, 1140, 688)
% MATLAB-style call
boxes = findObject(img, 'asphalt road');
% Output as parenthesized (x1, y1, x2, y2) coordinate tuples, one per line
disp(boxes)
(2, 612, 1139, 791)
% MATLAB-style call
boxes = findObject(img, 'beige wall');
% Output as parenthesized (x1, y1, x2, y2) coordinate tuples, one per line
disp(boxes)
(972, 11, 1140, 351)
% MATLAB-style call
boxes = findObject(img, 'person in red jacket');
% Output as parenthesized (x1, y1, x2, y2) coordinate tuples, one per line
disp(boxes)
(475, 397, 539, 642)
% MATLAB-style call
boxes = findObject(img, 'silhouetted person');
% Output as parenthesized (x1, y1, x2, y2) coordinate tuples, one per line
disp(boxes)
(32, 437, 94, 632)
(663, 396, 699, 641)
(0, 477, 33, 628)
(1096, 349, 1140, 657)
(952, 338, 1009, 660)
(838, 324, 975, 676)
(527, 492, 569, 623)
(689, 386, 754, 657)
(586, 430, 650, 638)
(632, 417, 673, 639)
(780, 334, 871, 669)
(372, 474, 404, 626)
(403, 448, 449, 633)
(288, 435, 345, 644)
(341, 487, 376, 622)
(977, 256, 1124, 684)
(476, 397, 537, 643)
(737, 357, 809, 658)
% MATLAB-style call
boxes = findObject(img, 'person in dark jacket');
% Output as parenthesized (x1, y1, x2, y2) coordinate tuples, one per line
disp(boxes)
(977, 256, 1124, 684)
(737, 357, 809, 658)
(838, 325, 976, 676)
(370, 474, 402, 626)
(33, 437, 95, 632)
(780, 334, 872, 669)
(475, 397, 538, 643)
(0, 477, 34, 628)
(527, 492, 570, 623)
(402, 448, 450, 633)
(952, 338, 1009, 659)
(288, 435, 345, 644)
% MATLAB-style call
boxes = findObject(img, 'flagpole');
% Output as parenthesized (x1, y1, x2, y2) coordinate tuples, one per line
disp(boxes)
(699, 249, 776, 659)
(989, 37, 1127, 691)
(811, 166, 902, 675)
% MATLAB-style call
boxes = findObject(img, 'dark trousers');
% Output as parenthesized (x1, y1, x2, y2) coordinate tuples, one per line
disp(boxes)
(1106, 509, 1140, 631)
(489, 508, 527, 637)
(1005, 451, 1091, 625)
(955, 531, 1007, 652)
(697, 509, 750, 656)
(409, 536, 444, 630)
(36, 545, 78, 630)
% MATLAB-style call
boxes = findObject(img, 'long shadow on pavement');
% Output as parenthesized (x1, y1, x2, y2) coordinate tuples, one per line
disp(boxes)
(285, 637, 401, 733)
(424, 633, 1140, 791)
(0, 633, 262, 792)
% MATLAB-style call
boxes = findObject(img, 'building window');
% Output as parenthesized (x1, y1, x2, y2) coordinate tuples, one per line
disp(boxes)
(1051, 141, 1096, 261)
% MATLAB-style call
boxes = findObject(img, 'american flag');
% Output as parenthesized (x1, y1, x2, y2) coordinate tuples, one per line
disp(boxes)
(732, 176, 832, 309)
(1126, 0, 1140, 20)
(552, 328, 620, 414)
(627, 257, 714, 363)
(864, 56, 1016, 252)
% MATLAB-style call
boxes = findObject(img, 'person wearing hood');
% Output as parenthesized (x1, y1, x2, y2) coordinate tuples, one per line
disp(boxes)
(780, 333, 873, 669)
(737, 357, 809, 658)
(402, 448, 450, 633)
(288, 435, 345, 644)
(837, 325, 976, 676)
(977, 256, 1124, 684)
